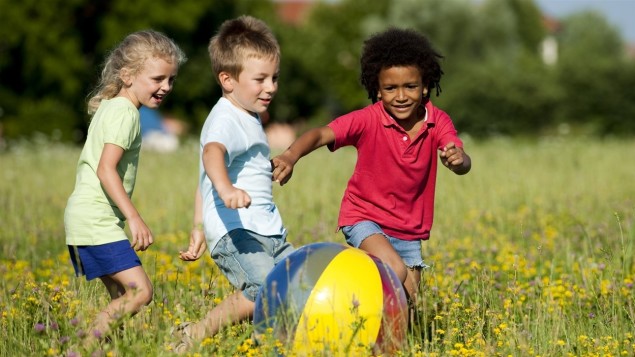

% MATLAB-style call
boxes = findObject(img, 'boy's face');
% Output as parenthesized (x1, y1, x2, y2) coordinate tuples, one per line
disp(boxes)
(121, 57, 179, 109)
(377, 65, 427, 124)
(223, 56, 279, 116)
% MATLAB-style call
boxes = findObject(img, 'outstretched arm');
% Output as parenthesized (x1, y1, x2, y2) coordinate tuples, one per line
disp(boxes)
(271, 126, 335, 185)
(439, 142, 471, 175)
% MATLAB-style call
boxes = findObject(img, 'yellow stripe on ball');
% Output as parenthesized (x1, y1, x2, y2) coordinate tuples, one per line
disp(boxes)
(293, 247, 384, 353)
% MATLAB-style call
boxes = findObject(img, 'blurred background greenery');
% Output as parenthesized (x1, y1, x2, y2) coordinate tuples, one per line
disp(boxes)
(1, 0, 634, 147)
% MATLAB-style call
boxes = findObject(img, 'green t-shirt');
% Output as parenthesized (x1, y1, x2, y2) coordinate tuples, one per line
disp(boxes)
(64, 97, 142, 246)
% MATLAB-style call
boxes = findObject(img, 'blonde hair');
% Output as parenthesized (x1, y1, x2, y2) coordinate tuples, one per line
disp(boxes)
(208, 15, 280, 84)
(87, 30, 187, 114)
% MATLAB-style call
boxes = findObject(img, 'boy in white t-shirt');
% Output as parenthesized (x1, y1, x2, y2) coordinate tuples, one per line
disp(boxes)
(173, 16, 294, 352)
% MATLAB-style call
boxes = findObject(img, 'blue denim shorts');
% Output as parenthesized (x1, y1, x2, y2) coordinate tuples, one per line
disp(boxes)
(341, 221, 428, 269)
(68, 240, 142, 281)
(211, 229, 295, 302)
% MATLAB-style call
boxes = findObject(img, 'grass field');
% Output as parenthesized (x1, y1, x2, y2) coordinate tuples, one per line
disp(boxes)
(1, 137, 634, 356)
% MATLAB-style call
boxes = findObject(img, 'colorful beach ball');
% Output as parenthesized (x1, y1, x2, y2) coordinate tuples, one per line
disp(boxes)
(253, 242, 408, 354)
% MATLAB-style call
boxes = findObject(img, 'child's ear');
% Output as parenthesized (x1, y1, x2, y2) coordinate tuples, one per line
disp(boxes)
(422, 87, 429, 97)
(218, 71, 234, 92)
(120, 68, 133, 87)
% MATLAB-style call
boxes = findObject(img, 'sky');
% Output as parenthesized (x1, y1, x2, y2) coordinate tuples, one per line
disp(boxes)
(533, 0, 635, 43)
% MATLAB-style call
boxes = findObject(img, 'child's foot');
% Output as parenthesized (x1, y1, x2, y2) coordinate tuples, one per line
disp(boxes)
(170, 322, 194, 354)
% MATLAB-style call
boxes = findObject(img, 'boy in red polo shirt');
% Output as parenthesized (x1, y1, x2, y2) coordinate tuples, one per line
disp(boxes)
(271, 27, 471, 303)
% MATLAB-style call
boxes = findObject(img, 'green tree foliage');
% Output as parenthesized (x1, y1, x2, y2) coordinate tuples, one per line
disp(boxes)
(281, 0, 391, 119)
(0, 0, 87, 141)
(554, 10, 631, 135)
(1, 0, 634, 143)
(0, 0, 275, 142)
(375, 0, 556, 136)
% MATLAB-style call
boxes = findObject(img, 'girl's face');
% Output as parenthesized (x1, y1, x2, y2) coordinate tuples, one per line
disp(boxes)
(221, 56, 279, 116)
(121, 57, 179, 109)
(377, 65, 427, 125)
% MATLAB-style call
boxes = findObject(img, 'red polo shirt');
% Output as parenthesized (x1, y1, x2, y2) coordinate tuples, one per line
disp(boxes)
(327, 100, 463, 241)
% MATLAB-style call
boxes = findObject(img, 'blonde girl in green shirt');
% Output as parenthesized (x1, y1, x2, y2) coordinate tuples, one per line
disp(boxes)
(64, 30, 186, 348)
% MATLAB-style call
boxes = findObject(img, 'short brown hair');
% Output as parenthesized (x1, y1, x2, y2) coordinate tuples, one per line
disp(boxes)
(208, 15, 280, 83)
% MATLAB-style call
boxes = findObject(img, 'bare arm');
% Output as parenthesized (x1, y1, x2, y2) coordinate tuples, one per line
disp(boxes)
(97, 143, 153, 251)
(271, 126, 335, 185)
(179, 185, 207, 261)
(439, 142, 471, 175)
(203, 142, 251, 209)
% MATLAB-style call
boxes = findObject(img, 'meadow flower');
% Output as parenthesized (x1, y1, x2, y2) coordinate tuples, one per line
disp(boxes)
(34, 323, 46, 333)
(93, 329, 102, 339)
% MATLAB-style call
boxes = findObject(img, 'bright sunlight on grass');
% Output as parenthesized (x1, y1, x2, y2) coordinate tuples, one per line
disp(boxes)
(1, 137, 634, 356)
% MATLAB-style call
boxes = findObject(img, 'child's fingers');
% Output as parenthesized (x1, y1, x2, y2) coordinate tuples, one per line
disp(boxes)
(179, 250, 199, 261)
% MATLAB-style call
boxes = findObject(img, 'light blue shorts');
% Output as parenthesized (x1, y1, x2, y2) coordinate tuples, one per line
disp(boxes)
(211, 229, 295, 302)
(342, 221, 428, 269)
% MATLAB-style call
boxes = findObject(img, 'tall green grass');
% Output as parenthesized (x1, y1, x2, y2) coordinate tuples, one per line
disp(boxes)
(1, 137, 633, 356)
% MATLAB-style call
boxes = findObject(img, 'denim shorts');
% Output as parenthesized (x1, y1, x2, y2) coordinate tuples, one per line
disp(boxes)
(68, 240, 142, 281)
(211, 229, 295, 302)
(341, 221, 428, 269)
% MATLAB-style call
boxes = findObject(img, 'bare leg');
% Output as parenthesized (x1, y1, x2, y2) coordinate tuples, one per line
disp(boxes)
(187, 291, 254, 340)
(404, 267, 422, 304)
(359, 234, 408, 283)
(359, 235, 419, 351)
(86, 266, 153, 345)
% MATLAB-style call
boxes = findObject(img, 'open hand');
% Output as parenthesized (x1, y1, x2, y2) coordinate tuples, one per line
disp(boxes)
(179, 228, 207, 261)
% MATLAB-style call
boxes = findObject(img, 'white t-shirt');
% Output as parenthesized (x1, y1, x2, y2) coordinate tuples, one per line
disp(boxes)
(199, 98, 286, 250)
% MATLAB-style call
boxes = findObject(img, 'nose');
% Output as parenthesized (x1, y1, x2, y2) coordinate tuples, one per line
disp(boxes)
(162, 78, 173, 93)
(264, 78, 277, 94)
(396, 88, 407, 101)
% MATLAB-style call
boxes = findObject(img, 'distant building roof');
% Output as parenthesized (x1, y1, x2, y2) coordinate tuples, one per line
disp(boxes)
(275, 0, 315, 25)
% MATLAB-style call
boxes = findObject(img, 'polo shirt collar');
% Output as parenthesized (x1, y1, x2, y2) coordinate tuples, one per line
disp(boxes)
(378, 100, 436, 129)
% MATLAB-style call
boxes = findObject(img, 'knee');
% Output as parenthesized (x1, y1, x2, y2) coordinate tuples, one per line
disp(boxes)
(140, 284, 153, 306)
(383, 257, 408, 283)
(130, 283, 153, 308)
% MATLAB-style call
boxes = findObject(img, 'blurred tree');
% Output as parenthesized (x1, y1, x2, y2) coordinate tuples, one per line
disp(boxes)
(368, 0, 555, 136)
(554, 10, 629, 135)
(289, 0, 391, 121)
(1, 0, 633, 142)
(0, 0, 88, 141)
(440, 0, 558, 136)
(0, 0, 272, 143)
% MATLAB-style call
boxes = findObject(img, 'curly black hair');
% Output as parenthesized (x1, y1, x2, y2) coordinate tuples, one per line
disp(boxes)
(360, 27, 444, 103)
